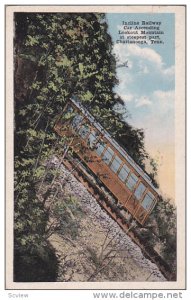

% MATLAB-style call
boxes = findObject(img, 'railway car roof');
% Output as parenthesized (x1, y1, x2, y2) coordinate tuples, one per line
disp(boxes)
(70, 97, 158, 193)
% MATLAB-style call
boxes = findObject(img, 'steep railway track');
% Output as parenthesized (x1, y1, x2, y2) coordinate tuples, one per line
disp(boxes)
(62, 156, 176, 282)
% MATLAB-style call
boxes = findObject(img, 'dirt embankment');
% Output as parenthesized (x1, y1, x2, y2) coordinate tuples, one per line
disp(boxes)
(48, 164, 166, 282)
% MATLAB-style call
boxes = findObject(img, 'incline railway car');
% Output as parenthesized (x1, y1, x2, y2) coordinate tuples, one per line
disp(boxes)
(54, 98, 159, 225)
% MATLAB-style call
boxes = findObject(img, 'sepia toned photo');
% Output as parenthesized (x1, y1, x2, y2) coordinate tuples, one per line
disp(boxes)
(5, 5, 186, 290)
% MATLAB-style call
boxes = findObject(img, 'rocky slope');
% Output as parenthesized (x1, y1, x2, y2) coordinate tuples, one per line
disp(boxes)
(48, 163, 166, 282)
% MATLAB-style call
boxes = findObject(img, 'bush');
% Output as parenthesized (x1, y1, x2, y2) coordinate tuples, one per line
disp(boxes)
(14, 242, 58, 282)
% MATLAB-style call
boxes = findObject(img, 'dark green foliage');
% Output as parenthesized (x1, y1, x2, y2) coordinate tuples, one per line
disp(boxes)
(14, 12, 155, 174)
(14, 243, 58, 282)
(149, 197, 177, 272)
(52, 195, 84, 240)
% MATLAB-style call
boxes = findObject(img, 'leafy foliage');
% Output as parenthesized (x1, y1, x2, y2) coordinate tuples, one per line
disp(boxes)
(145, 197, 177, 273)
(153, 197, 176, 269)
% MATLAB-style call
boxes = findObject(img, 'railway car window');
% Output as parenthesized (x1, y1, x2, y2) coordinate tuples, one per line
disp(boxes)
(141, 192, 155, 210)
(95, 141, 106, 156)
(64, 105, 74, 115)
(102, 147, 114, 165)
(126, 173, 138, 191)
(71, 113, 83, 129)
(88, 131, 98, 149)
(118, 164, 130, 182)
(78, 124, 90, 139)
(134, 182, 146, 200)
(110, 155, 122, 174)
(67, 105, 73, 112)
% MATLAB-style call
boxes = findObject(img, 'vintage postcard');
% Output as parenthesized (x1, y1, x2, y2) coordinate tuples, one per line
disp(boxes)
(5, 5, 186, 290)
